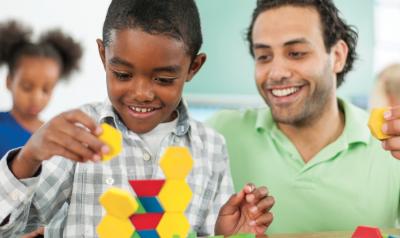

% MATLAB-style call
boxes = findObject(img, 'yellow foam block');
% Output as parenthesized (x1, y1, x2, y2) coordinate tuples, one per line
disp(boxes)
(99, 187, 138, 219)
(156, 213, 190, 238)
(97, 214, 135, 238)
(368, 108, 390, 140)
(158, 180, 193, 212)
(98, 123, 122, 161)
(159, 147, 193, 179)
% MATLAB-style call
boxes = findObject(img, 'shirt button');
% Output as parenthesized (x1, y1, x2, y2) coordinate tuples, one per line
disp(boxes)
(143, 152, 151, 161)
(10, 190, 20, 201)
(105, 177, 114, 185)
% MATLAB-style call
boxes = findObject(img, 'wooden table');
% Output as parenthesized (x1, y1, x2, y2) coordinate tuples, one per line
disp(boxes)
(266, 228, 400, 238)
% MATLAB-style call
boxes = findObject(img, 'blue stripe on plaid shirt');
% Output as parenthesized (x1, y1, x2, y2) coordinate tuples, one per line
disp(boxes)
(0, 99, 234, 237)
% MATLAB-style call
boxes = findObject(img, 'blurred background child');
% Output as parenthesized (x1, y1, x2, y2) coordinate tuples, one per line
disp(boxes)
(370, 63, 400, 108)
(0, 20, 82, 158)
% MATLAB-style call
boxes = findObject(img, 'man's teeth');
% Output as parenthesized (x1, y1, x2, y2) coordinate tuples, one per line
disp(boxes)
(130, 106, 154, 113)
(271, 87, 300, 97)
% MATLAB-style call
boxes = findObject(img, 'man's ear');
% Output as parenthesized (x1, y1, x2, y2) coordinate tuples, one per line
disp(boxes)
(97, 39, 106, 70)
(332, 39, 349, 74)
(186, 53, 207, 82)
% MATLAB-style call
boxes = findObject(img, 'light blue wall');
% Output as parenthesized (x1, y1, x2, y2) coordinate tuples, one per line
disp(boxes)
(187, 0, 374, 109)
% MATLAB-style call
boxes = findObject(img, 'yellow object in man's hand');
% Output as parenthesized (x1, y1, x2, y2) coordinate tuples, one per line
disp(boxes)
(368, 108, 390, 140)
(98, 123, 122, 161)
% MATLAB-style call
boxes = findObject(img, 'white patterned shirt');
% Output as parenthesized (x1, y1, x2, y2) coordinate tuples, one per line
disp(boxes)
(0, 100, 234, 237)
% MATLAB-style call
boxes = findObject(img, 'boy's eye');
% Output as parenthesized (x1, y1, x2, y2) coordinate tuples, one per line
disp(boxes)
(112, 71, 132, 81)
(154, 77, 176, 85)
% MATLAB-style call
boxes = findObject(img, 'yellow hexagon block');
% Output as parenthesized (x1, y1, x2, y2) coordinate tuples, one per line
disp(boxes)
(160, 147, 193, 179)
(98, 123, 122, 161)
(158, 180, 192, 212)
(97, 214, 135, 238)
(368, 108, 390, 140)
(156, 213, 190, 238)
(99, 187, 138, 219)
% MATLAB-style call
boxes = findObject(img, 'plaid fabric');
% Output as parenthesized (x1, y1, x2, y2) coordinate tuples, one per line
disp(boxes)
(0, 100, 234, 237)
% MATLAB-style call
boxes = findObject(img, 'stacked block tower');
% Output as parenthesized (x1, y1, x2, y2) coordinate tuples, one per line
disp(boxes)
(97, 146, 194, 238)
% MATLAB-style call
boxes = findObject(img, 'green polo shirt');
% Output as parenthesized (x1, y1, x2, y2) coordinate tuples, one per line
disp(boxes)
(207, 99, 400, 234)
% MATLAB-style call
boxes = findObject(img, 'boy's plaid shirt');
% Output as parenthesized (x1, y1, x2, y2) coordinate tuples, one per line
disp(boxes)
(0, 100, 234, 237)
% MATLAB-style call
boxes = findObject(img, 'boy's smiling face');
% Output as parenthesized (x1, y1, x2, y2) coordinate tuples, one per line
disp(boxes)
(97, 28, 205, 134)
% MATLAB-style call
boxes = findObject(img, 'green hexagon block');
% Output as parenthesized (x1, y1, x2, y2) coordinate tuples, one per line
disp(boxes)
(158, 180, 193, 212)
(99, 187, 138, 219)
(97, 214, 135, 238)
(156, 213, 190, 238)
(159, 147, 193, 179)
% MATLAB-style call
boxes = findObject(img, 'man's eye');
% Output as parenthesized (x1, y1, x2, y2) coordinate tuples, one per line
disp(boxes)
(256, 55, 272, 62)
(289, 52, 307, 59)
(112, 71, 131, 80)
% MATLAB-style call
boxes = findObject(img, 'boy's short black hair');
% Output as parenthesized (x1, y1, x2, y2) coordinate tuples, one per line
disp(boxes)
(247, 0, 358, 87)
(102, 0, 203, 60)
(0, 20, 82, 79)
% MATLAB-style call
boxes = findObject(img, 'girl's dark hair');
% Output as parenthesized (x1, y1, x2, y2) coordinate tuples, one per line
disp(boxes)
(102, 0, 202, 60)
(247, 0, 358, 87)
(0, 20, 83, 80)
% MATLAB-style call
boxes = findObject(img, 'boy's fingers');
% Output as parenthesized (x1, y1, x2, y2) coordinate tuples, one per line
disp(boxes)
(51, 134, 95, 162)
(59, 122, 106, 155)
(246, 186, 268, 203)
(219, 190, 246, 216)
(62, 109, 101, 135)
(384, 106, 400, 120)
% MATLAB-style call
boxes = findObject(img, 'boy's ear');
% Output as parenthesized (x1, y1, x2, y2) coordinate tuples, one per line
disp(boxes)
(186, 53, 207, 82)
(96, 39, 106, 69)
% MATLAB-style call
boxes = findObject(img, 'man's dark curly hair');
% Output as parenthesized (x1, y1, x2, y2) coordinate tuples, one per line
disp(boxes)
(0, 20, 82, 80)
(247, 0, 358, 87)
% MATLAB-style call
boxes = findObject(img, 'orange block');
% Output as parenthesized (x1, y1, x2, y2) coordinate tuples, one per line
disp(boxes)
(368, 108, 390, 140)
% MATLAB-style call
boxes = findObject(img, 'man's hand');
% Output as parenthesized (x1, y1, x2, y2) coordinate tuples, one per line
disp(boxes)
(381, 106, 400, 159)
(215, 183, 274, 236)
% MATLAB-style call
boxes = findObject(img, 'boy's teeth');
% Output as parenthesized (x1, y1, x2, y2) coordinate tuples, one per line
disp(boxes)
(130, 106, 154, 112)
(271, 87, 300, 97)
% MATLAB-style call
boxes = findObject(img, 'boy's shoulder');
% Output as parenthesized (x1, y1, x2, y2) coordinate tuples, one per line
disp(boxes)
(188, 117, 227, 146)
(79, 101, 113, 122)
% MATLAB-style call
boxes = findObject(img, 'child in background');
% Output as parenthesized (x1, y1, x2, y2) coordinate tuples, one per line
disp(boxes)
(0, 20, 83, 158)
(0, 0, 274, 237)
(370, 63, 400, 108)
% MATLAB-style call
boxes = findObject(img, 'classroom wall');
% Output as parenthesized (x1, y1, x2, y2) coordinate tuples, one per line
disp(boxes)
(0, 0, 374, 121)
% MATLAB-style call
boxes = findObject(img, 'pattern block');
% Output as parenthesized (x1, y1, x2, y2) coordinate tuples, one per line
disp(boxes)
(129, 180, 165, 196)
(156, 213, 191, 238)
(368, 108, 390, 140)
(138, 197, 164, 213)
(160, 147, 193, 179)
(98, 123, 123, 161)
(97, 215, 135, 238)
(158, 180, 193, 212)
(130, 213, 163, 230)
(99, 187, 138, 219)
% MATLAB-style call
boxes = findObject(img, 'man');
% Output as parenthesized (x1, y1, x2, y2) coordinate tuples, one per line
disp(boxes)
(208, 0, 400, 234)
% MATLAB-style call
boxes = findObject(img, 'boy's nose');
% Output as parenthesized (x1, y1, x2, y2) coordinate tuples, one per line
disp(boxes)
(131, 78, 155, 102)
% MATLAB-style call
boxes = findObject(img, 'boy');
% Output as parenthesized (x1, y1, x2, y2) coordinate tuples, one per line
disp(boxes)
(0, 0, 273, 237)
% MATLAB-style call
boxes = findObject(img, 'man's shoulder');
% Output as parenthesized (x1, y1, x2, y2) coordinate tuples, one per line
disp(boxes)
(206, 108, 268, 131)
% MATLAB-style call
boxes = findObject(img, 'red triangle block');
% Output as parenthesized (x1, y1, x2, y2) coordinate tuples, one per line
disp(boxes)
(352, 226, 383, 238)
(129, 180, 165, 196)
(130, 213, 163, 230)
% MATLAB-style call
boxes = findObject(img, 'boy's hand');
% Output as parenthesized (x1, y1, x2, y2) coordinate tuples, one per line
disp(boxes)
(214, 183, 274, 236)
(21, 226, 44, 238)
(381, 106, 400, 159)
(12, 109, 108, 178)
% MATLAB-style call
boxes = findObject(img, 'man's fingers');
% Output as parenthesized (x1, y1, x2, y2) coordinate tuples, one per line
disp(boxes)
(250, 196, 275, 217)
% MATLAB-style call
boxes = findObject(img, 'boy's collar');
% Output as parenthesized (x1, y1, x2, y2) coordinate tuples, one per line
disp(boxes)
(97, 98, 190, 136)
